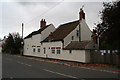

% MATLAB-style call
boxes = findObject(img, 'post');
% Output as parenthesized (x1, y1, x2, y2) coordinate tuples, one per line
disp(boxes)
(22, 23, 24, 39)
(98, 36, 100, 49)
(79, 21, 81, 42)
(21, 23, 24, 56)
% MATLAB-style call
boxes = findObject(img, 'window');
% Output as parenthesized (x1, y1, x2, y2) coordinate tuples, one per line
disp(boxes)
(33, 48, 36, 52)
(72, 36, 74, 40)
(51, 47, 55, 54)
(76, 30, 79, 37)
(69, 50, 72, 54)
(51, 49, 55, 54)
(56, 47, 61, 54)
(57, 49, 61, 54)
(43, 48, 46, 54)
(38, 48, 40, 52)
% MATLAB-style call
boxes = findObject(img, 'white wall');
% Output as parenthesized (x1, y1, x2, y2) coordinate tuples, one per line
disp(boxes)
(24, 39, 90, 63)
(24, 24, 56, 56)
(41, 24, 56, 41)
(0, 42, 2, 53)
(61, 50, 86, 63)
(40, 41, 88, 63)
(80, 19, 92, 41)
(43, 41, 87, 63)
(64, 25, 79, 47)
(85, 50, 91, 63)
(0, 47, 2, 53)
(42, 41, 62, 55)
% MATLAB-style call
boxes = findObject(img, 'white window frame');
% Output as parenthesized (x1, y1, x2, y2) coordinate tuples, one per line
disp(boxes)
(51, 47, 55, 54)
(38, 48, 40, 52)
(56, 49, 61, 54)
(33, 48, 36, 53)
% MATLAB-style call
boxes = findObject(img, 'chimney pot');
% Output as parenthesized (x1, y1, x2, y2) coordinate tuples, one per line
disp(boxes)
(40, 19, 46, 29)
(79, 8, 85, 20)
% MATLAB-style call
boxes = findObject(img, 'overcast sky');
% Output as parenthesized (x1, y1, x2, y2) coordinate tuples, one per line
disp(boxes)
(0, 0, 116, 39)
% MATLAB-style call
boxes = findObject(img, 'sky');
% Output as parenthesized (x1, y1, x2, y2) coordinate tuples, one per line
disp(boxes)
(0, 0, 117, 39)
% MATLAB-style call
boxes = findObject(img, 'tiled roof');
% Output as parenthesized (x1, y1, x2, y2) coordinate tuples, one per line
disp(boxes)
(43, 20, 79, 42)
(64, 41, 91, 50)
(24, 24, 51, 39)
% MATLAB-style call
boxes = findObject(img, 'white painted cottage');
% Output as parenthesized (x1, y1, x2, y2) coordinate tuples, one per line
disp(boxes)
(0, 41, 2, 53)
(23, 9, 98, 63)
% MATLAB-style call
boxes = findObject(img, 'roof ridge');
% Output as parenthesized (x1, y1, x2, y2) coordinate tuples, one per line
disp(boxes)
(59, 20, 79, 26)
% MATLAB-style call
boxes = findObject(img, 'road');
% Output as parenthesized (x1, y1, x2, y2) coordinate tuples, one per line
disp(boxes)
(2, 53, 119, 79)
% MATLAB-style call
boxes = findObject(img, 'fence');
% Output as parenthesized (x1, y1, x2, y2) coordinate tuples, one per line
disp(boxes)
(90, 50, 120, 66)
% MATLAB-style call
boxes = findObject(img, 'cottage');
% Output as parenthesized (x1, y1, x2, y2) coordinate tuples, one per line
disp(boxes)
(0, 41, 2, 53)
(23, 8, 98, 63)
(23, 19, 56, 57)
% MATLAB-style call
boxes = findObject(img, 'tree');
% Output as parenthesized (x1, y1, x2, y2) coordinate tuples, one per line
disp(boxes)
(96, 1, 120, 50)
(2, 32, 23, 54)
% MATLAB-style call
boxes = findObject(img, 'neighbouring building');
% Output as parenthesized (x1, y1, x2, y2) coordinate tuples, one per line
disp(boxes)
(0, 41, 2, 53)
(23, 8, 98, 63)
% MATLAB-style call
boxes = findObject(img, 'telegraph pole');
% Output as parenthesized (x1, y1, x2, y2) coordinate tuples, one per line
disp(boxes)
(21, 23, 24, 56)
(22, 23, 24, 39)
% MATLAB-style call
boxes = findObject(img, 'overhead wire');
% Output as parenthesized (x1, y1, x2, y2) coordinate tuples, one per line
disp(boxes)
(24, 0, 64, 25)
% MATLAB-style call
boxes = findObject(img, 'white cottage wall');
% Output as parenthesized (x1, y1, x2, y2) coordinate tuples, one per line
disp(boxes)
(85, 50, 91, 63)
(61, 50, 86, 63)
(41, 24, 56, 41)
(24, 24, 56, 56)
(0, 41, 2, 53)
(64, 25, 79, 47)
(24, 38, 33, 55)
(80, 19, 92, 41)
(42, 41, 87, 63)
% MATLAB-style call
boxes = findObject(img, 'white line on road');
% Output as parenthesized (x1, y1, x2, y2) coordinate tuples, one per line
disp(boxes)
(43, 69, 78, 79)
(17, 61, 32, 67)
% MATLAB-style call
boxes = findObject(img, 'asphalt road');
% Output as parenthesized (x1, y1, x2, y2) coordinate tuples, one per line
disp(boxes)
(2, 53, 119, 79)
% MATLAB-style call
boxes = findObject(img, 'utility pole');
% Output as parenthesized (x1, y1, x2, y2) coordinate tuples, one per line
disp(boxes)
(22, 23, 24, 39)
(21, 23, 24, 56)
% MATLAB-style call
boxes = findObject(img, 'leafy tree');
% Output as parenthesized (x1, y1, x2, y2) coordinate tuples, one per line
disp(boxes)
(96, 1, 120, 50)
(2, 33, 23, 54)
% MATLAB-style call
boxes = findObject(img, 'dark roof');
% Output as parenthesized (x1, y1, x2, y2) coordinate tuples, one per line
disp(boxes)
(24, 24, 51, 39)
(64, 41, 91, 50)
(42, 20, 79, 42)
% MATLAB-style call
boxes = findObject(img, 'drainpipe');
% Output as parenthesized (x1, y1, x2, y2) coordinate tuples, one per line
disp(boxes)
(79, 20, 81, 42)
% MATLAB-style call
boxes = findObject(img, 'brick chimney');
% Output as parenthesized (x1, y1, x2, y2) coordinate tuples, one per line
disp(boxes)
(79, 8, 85, 20)
(40, 19, 46, 29)
(91, 29, 97, 44)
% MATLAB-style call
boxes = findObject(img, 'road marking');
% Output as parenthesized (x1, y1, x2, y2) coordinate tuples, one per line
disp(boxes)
(43, 69, 78, 79)
(17, 61, 32, 67)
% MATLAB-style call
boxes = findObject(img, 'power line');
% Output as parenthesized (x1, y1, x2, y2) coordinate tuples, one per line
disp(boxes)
(25, 0, 64, 25)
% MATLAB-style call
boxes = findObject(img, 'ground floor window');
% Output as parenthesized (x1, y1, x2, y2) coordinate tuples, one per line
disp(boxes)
(33, 48, 36, 52)
(56, 47, 61, 54)
(51, 47, 55, 54)
(51, 47, 61, 54)
(69, 50, 72, 54)
(38, 48, 40, 52)
(43, 48, 46, 54)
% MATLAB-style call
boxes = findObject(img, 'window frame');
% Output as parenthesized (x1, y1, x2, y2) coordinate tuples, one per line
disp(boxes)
(51, 47, 55, 54)
(33, 48, 36, 53)
(38, 48, 40, 52)
(56, 47, 61, 54)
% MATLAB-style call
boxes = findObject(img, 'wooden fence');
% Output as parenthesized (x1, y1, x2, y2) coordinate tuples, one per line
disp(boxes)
(90, 50, 120, 66)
